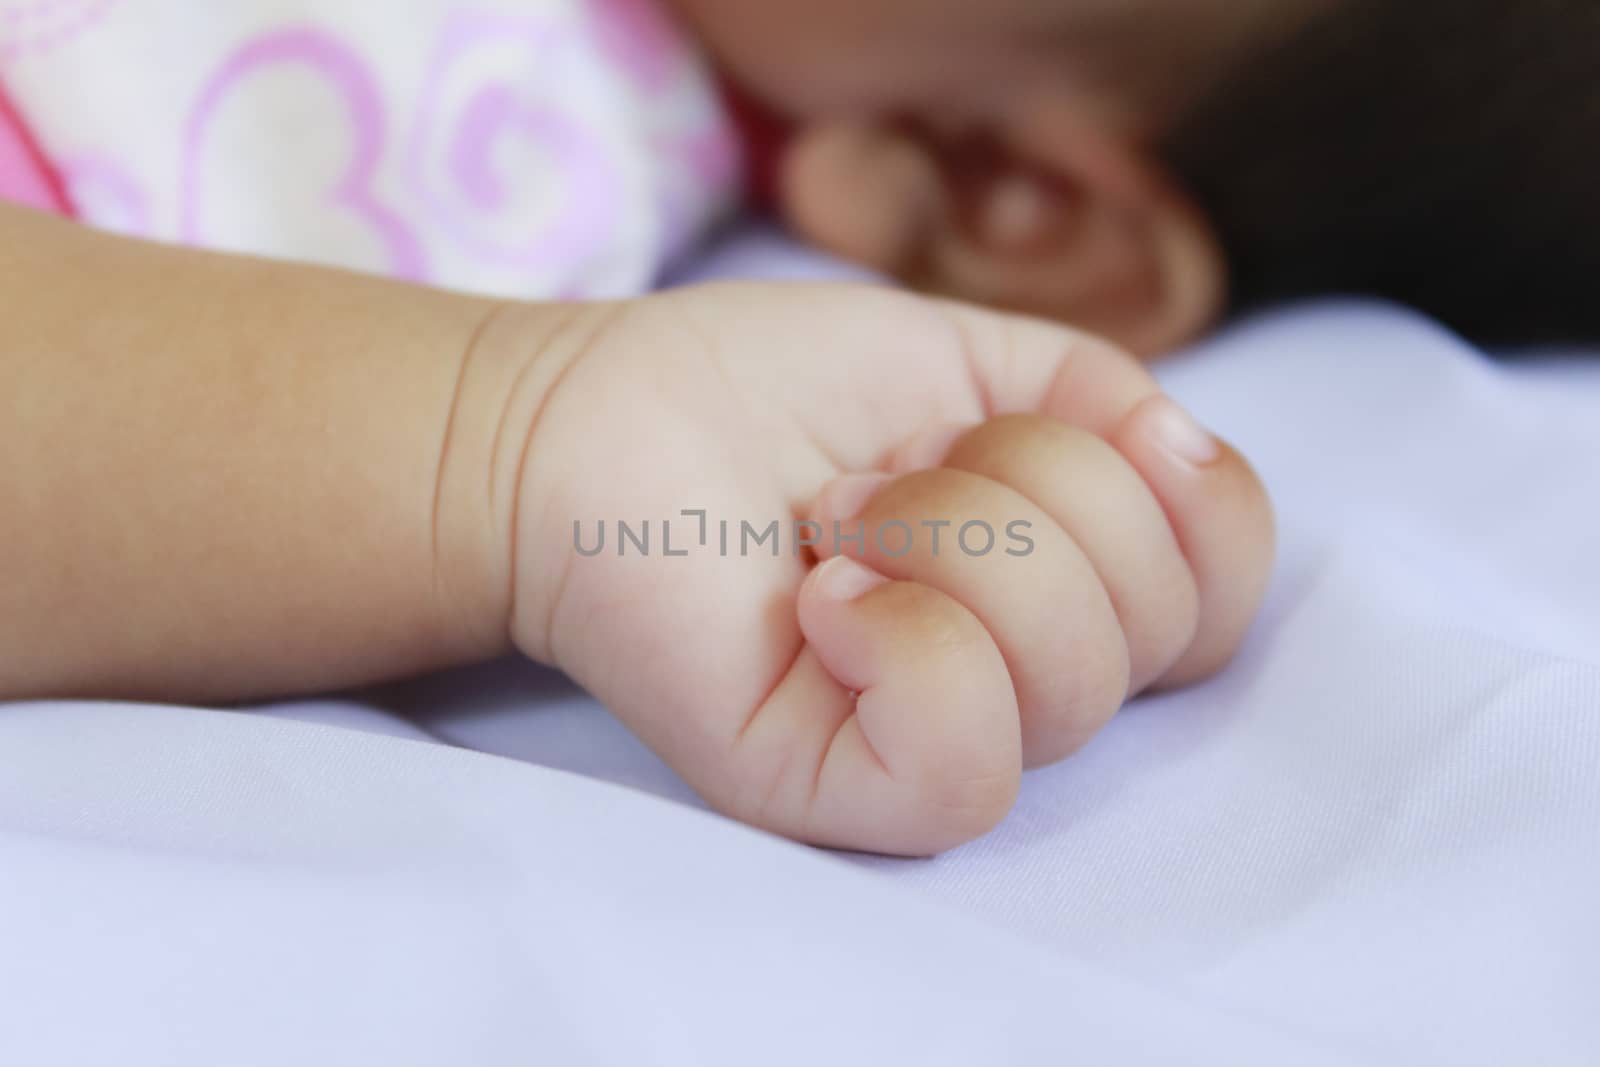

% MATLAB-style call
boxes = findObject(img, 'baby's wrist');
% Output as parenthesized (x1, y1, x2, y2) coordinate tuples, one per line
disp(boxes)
(427, 295, 625, 666)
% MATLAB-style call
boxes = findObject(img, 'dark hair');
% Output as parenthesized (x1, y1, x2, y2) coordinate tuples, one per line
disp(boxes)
(1162, 0, 1600, 345)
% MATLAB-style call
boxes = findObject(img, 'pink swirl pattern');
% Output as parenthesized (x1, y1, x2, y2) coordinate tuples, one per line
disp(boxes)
(0, 0, 122, 64)
(180, 26, 428, 282)
(407, 11, 619, 275)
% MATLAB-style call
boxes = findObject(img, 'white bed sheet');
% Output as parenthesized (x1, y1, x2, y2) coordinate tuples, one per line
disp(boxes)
(3, 229, 1598, 1066)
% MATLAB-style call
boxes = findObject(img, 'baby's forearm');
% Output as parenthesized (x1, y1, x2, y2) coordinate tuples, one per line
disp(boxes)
(0, 205, 563, 702)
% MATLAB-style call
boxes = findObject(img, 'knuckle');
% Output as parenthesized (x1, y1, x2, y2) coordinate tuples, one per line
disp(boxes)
(952, 414, 1120, 479)
(869, 580, 984, 653)
(877, 466, 983, 510)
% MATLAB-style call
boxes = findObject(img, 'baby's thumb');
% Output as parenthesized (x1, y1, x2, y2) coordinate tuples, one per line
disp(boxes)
(786, 556, 1022, 856)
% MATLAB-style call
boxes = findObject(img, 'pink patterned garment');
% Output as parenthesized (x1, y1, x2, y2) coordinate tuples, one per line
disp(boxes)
(0, 0, 741, 298)
(0, 85, 62, 211)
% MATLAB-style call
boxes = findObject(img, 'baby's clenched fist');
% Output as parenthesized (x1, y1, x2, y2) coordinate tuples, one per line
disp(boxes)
(502, 283, 1273, 855)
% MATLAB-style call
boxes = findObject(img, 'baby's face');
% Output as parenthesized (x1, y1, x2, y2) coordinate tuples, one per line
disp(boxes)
(672, 0, 1127, 133)
(668, 0, 1293, 356)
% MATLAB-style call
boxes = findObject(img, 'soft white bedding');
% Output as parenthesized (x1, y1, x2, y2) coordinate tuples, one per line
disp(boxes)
(3, 229, 1598, 1065)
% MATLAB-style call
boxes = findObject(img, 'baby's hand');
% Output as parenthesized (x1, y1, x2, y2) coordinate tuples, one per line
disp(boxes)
(503, 284, 1272, 855)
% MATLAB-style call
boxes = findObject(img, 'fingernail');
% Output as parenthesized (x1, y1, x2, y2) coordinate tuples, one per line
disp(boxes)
(1147, 396, 1220, 467)
(894, 421, 977, 473)
(815, 555, 890, 602)
(822, 472, 894, 521)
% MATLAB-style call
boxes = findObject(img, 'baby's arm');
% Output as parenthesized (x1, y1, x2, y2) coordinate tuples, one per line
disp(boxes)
(0, 202, 545, 700)
(0, 203, 1274, 854)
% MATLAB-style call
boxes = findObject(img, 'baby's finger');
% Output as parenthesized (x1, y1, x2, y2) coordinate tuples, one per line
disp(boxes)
(811, 468, 1130, 768)
(899, 415, 1201, 695)
(899, 302, 1274, 690)
(729, 557, 1022, 856)
(933, 299, 1162, 434)
(1109, 395, 1276, 687)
